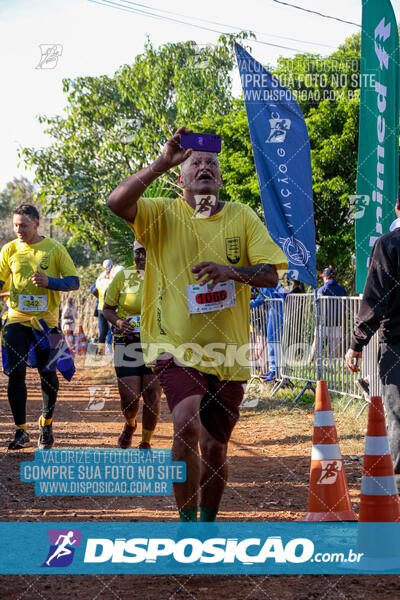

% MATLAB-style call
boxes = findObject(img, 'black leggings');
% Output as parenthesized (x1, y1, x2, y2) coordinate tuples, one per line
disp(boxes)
(98, 311, 111, 344)
(3, 323, 59, 426)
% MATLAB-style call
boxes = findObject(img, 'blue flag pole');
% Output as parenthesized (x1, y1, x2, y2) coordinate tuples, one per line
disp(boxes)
(235, 43, 321, 379)
(234, 42, 316, 290)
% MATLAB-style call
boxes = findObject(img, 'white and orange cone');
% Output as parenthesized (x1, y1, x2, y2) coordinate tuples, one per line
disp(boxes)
(355, 396, 400, 571)
(305, 380, 357, 521)
(76, 325, 88, 356)
(64, 329, 75, 356)
(359, 395, 400, 522)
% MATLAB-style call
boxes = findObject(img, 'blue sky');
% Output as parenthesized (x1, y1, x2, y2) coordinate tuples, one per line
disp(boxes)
(0, 0, 397, 188)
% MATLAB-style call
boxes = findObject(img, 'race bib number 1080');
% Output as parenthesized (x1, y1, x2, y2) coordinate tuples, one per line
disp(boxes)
(186, 280, 236, 314)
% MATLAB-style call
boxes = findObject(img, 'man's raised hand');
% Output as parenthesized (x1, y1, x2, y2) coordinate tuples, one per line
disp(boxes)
(158, 127, 192, 171)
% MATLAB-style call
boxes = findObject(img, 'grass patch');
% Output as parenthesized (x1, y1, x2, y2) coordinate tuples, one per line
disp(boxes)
(243, 379, 369, 455)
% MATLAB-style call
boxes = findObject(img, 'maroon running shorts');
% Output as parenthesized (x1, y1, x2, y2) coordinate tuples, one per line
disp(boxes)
(154, 357, 245, 444)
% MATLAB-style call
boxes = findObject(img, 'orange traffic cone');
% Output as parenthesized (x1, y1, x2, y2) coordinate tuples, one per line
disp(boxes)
(355, 396, 400, 571)
(64, 329, 74, 356)
(359, 396, 400, 522)
(76, 325, 88, 356)
(305, 380, 357, 521)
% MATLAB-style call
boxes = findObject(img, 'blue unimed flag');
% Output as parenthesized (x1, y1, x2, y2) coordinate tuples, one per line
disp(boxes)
(235, 43, 316, 289)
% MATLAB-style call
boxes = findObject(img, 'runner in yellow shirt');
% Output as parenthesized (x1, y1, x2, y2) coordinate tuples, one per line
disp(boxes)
(108, 127, 287, 522)
(90, 260, 113, 355)
(103, 241, 161, 449)
(0, 204, 79, 450)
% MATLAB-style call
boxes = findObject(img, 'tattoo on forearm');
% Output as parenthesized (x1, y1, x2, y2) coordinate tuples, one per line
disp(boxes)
(233, 264, 272, 283)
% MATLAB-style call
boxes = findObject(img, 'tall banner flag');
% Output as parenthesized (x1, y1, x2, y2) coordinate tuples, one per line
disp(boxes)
(235, 42, 316, 289)
(355, 0, 400, 293)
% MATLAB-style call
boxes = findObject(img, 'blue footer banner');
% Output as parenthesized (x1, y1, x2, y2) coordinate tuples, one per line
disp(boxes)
(2, 522, 400, 574)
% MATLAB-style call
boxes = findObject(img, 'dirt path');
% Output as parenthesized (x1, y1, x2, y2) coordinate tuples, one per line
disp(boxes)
(0, 367, 399, 598)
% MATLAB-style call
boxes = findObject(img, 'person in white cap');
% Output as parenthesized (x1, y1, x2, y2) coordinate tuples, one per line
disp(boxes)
(103, 241, 161, 449)
(100, 259, 125, 281)
(103, 258, 113, 271)
(96, 259, 113, 282)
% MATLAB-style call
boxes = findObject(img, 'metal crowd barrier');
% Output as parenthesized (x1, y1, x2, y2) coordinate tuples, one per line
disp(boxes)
(249, 297, 285, 380)
(249, 294, 380, 413)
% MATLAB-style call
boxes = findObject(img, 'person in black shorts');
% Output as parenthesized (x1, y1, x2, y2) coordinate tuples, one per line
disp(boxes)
(107, 126, 288, 522)
(103, 242, 161, 449)
(0, 204, 79, 450)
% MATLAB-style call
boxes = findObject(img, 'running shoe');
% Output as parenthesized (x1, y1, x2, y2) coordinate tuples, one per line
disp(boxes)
(118, 423, 136, 449)
(138, 441, 151, 450)
(38, 418, 54, 449)
(8, 429, 30, 450)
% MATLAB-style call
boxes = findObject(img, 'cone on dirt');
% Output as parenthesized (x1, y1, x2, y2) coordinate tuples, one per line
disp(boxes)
(355, 395, 400, 571)
(305, 380, 357, 521)
(359, 395, 400, 522)
(75, 325, 88, 356)
(64, 329, 75, 356)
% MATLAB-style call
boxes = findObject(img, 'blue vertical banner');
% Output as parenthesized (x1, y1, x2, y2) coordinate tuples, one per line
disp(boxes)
(235, 43, 316, 289)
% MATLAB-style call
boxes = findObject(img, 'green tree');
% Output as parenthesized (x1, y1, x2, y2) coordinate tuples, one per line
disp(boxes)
(272, 33, 361, 118)
(0, 177, 40, 246)
(194, 33, 362, 290)
(273, 34, 361, 287)
(21, 31, 363, 290)
(307, 97, 359, 276)
(21, 34, 251, 260)
(194, 99, 359, 287)
(0, 177, 35, 217)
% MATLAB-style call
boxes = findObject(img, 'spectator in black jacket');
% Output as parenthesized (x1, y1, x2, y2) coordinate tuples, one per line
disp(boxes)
(346, 198, 400, 492)
(318, 267, 347, 299)
(287, 279, 305, 294)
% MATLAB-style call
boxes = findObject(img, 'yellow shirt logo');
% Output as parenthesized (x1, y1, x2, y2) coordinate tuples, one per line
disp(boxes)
(225, 237, 241, 264)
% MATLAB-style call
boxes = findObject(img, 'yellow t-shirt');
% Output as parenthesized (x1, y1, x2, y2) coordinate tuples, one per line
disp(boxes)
(128, 197, 288, 381)
(0, 237, 78, 328)
(95, 275, 112, 311)
(105, 267, 144, 320)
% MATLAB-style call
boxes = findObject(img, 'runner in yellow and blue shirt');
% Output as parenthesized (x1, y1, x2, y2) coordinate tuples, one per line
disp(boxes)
(90, 259, 113, 354)
(0, 204, 79, 450)
(108, 126, 287, 523)
(103, 241, 161, 450)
